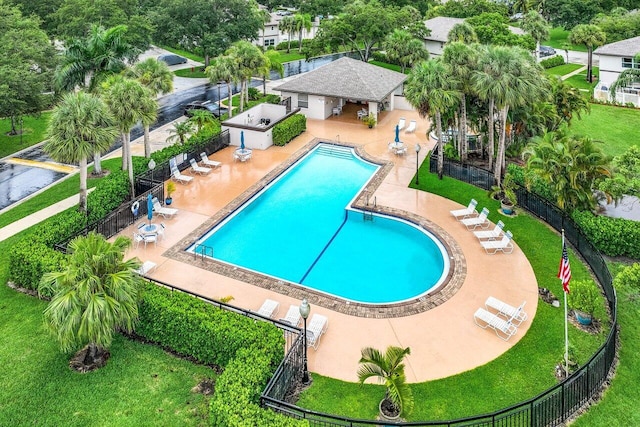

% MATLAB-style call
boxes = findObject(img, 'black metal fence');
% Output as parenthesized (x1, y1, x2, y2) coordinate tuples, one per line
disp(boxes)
(258, 157, 618, 426)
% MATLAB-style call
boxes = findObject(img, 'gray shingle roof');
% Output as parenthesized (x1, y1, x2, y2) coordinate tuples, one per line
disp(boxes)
(423, 16, 525, 43)
(594, 36, 640, 57)
(272, 57, 407, 102)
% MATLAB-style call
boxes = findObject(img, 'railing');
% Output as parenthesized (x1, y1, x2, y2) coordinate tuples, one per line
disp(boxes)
(259, 155, 617, 426)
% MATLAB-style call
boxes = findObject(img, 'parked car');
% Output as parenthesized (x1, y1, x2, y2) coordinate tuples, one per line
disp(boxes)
(539, 45, 556, 57)
(158, 53, 188, 65)
(183, 100, 228, 118)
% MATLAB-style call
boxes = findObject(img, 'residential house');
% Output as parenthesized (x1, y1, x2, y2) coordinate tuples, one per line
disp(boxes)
(255, 8, 320, 49)
(593, 36, 640, 107)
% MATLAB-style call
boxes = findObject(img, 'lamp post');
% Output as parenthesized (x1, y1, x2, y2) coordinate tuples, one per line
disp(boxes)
(148, 158, 156, 187)
(299, 298, 311, 385)
(415, 143, 421, 185)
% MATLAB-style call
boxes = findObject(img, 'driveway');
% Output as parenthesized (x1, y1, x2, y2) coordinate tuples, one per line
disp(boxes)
(137, 45, 209, 93)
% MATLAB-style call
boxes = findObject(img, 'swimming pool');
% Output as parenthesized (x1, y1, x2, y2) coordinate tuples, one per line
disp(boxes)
(188, 144, 449, 304)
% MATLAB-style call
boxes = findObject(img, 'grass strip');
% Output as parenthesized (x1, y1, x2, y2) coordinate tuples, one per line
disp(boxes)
(0, 112, 51, 158)
(545, 63, 584, 77)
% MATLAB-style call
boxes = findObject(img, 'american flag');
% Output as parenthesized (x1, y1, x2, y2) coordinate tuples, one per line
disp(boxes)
(558, 239, 571, 294)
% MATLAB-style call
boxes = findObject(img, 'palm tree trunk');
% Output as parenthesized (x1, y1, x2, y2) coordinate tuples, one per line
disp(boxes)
(83, 342, 99, 365)
(79, 157, 88, 212)
(536, 41, 541, 61)
(587, 48, 593, 83)
(126, 133, 135, 197)
(240, 80, 245, 113)
(121, 132, 128, 171)
(487, 98, 495, 171)
(287, 33, 291, 53)
(436, 111, 444, 180)
(461, 94, 468, 163)
(494, 105, 509, 187)
(227, 83, 233, 118)
(298, 32, 303, 52)
(144, 125, 151, 158)
(93, 151, 102, 175)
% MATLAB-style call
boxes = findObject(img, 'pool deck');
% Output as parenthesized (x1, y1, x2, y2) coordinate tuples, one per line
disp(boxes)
(122, 106, 538, 383)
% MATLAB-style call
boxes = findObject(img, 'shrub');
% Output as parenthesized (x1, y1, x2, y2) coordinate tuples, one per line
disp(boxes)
(572, 210, 640, 258)
(248, 87, 260, 101)
(567, 279, 600, 318)
(540, 55, 565, 69)
(272, 114, 306, 146)
(613, 263, 640, 296)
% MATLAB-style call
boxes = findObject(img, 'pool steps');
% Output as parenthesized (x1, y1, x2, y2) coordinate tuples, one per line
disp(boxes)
(316, 145, 353, 159)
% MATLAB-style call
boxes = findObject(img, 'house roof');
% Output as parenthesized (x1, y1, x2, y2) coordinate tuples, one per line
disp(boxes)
(272, 57, 407, 102)
(594, 36, 640, 57)
(423, 16, 525, 43)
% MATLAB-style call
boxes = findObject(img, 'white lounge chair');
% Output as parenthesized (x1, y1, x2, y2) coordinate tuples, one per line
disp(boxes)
(461, 207, 490, 230)
(473, 307, 517, 341)
(279, 305, 301, 326)
(257, 299, 280, 318)
(450, 199, 478, 219)
(474, 220, 505, 240)
(485, 297, 527, 326)
(306, 314, 329, 350)
(190, 158, 211, 175)
(397, 117, 406, 131)
(200, 152, 222, 168)
(152, 198, 178, 219)
(171, 169, 193, 184)
(481, 231, 514, 254)
(405, 120, 417, 133)
(133, 232, 157, 248)
(136, 260, 157, 275)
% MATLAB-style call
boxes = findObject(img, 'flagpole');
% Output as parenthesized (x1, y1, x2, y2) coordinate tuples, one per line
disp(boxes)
(562, 230, 569, 378)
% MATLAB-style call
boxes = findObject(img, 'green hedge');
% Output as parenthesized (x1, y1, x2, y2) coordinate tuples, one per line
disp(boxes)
(272, 114, 306, 146)
(540, 55, 565, 69)
(572, 210, 640, 258)
(136, 284, 305, 426)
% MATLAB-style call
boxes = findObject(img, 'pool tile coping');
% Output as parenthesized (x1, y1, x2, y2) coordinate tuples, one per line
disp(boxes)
(164, 138, 467, 318)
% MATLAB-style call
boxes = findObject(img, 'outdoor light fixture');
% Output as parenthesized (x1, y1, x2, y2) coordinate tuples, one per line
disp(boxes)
(415, 143, 421, 185)
(299, 298, 311, 385)
(148, 158, 156, 186)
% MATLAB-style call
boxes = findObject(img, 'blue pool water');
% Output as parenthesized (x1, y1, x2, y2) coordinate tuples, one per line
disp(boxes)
(189, 144, 449, 304)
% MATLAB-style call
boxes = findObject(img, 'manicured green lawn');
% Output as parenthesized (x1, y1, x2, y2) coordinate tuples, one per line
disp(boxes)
(543, 27, 588, 52)
(565, 66, 599, 91)
(545, 63, 584, 77)
(0, 112, 51, 158)
(298, 172, 609, 421)
(174, 66, 208, 78)
(0, 233, 213, 426)
(569, 103, 640, 157)
(370, 60, 403, 73)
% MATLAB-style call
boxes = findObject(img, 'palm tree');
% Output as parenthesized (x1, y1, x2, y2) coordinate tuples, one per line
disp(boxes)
(206, 55, 239, 118)
(263, 50, 285, 95)
(188, 110, 215, 133)
(569, 24, 606, 83)
(55, 24, 139, 175)
(610, 54, 640, 102)
(293, 13, 312, 53)
(447, 22, 479, 44)
(405, 59, 460, 179)
(549, 76, 590, 126)
(38, 232, 142, 371)
(522, 11, 550, 61)
(523, 127, 612, 211)
(279, 15, 296, 53)
(512, 0, 532, 14)
(166, 121, 194, 145)
(383, 29, 429, 73)
(124, 58, 174, 158)
(227, 41, 269, 113)
(357, 346, 414, 418)
(44, 92, 118, 212)
(101, 75, 157, 196)
(443, 42, 478, 162)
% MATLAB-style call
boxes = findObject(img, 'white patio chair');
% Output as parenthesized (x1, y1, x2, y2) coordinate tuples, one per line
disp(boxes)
(461, 207, 490, 230)
(171, 169, 193, 184)
(450, 199, 478, 219)
(278, 305, 301, 326)
(405, 120, 417, 133)
(305, 314, 329, 350)
(257, 299, 280, 318)
(156, 223, 166, 240)
(200, 152, 222, 168)
(480, 231, 514, 254)
(397, 117, 406, 131)
(485, 297, 527, 326)
(136, 261, 157, 275)
(473, 307, 517, 341)
(190, 158, 212, 175)
(152, 198, 178, 219)
(474, 220, 505, 240)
